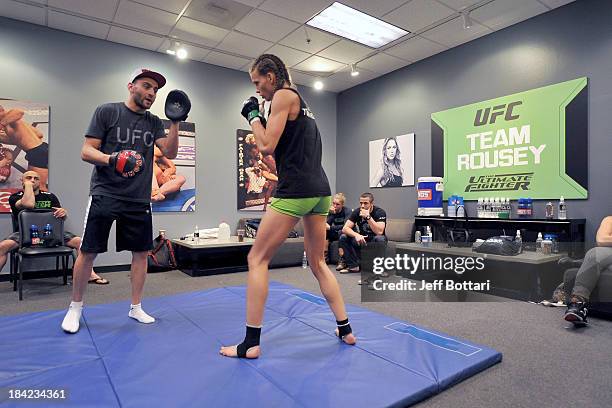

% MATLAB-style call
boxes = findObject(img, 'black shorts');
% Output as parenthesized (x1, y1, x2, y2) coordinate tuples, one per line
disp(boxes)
(5, 231, 76, 244)
(81, 195, 152, 253)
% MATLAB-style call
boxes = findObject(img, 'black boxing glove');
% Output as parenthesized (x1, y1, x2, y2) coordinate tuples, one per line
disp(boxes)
(165, 90, 191, 122)
(241, 97, 266, 127)
(108, 150, 144, 178)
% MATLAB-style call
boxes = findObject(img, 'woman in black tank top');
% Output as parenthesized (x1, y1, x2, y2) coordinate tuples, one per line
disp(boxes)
(221, 54, 356, 359)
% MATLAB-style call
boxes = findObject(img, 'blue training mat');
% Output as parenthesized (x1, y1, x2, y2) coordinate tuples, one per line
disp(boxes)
(0, 282, 501, 407)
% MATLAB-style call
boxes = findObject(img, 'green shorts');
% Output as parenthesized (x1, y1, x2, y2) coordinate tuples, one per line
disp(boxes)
(270, 196, 332, 218)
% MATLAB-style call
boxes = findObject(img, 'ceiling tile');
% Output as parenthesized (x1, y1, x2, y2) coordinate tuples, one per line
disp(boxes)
(114, 1, 177, 35)
(357, 52, 409, 74)
(259, 0, 332, 24)
(215, 31, 273, 58)
(539, 0, 575, 8)
(48, 0, 118, 21)
(293, 55, 345, 74)
(234, 9, 299, 42)
(129, 0, 189, 14)
(317, 40, 373, 64)
(48, 10, 110, 39)
(107, 26, 164, 50)
(341, 0, 409, 17)
(420, 15, 491, 47)
(265, 44, 311, 67)
(471, 0, 548, 31)
(280, 26, 339, 54)
(233, 0, 262, 6)
(385, 35, 446, 62)
(328, 66, 377, 84)
(435, 0, 482, 12)
(170, 16, 229, 47)
(203, 50, 252, 69)
(0, 0, 46, 25)
(185, 0, 253, 30)
(384, 0, 456, 32)
(158, 39, 210, 61)
(288, 70, 319, 87)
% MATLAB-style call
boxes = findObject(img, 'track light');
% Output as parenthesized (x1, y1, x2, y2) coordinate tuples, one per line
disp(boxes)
(350, 63, 360, 77)
(166, 41, 188, 59)
(313, 80, 324, 90)
(176, 48, 188, 59)
(462, 11, 472, 29)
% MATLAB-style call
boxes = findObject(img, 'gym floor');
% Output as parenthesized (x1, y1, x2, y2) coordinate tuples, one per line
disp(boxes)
(1, 267, 611, 408)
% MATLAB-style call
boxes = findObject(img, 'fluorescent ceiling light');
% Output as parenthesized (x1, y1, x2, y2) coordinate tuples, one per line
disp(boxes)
(306, 2, 409, 49)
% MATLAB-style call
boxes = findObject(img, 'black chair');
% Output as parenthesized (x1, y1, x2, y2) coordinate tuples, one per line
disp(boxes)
(8, 210, 20, 285)
(15, 209, 74, 300)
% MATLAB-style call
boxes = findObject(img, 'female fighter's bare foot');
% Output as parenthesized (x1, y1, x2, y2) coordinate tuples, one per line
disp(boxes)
(219, 344, 261, 359)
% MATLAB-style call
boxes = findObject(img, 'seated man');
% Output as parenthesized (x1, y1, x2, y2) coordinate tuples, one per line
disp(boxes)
(326, 192, 350, 265)
(0, 171, 108, 284)
(338, 192, 387, 281)
(564, 216, 612, 324)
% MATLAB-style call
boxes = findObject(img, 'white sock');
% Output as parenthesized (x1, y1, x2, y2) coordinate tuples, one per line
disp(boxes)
(61, 301, 83, 334)
(128, 303, 155, 324)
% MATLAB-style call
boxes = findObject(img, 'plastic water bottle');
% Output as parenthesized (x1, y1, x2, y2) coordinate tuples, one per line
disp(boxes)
(218, 222, 231, 241)
(536, 232, 543, 253)
(515, 229, 522, 253)
(43, 223, 53, 245)
(545, 202, 554, 219)
(194, 225, 199, 243)
(476, 198, 483, 218)
(558, 196, 567, 220)
(30, 225, 40, 246)
(302, 251, 308, 269)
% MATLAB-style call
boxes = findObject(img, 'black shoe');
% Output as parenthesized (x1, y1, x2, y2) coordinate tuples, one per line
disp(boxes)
(564, 302, 588, 324)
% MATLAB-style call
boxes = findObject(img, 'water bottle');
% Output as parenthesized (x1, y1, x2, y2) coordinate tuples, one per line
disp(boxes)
(536, 232, 543, 253)
(30, 225, 40, 246)
(193, 225, 199, 243)
(558, 196, 567, 220)
(545, 202, 554, 219)
(476, 198, 483, 218)
(515, 229, 522, 253)
(43, 223, 53, 245)
(302, 251, 308, 269)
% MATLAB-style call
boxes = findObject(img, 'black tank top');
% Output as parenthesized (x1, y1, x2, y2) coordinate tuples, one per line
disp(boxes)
(272, 88, 331, 198)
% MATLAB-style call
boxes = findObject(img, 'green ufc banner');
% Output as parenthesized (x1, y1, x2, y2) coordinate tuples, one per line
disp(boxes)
(431, 77, 588, 200)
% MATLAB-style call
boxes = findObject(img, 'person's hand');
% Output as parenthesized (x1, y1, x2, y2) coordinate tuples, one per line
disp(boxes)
(329, 205, 335, 213)
(23, 179, 34, 188)
(52, 207, 67, 218)
(359, 208, 370, 219)
(355, 234, 367, 246)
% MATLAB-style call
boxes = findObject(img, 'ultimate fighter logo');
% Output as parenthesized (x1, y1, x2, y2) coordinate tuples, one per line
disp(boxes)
(464, 172, 533, 192)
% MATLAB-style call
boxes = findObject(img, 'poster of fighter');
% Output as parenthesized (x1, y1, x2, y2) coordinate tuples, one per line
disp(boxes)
(237, 129, 278, 211)
(0, 99, 50, 213)
(151, 120, 196, 212)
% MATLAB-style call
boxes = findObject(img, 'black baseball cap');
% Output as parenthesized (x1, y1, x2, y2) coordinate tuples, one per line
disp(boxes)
(129, 68, 166, 89)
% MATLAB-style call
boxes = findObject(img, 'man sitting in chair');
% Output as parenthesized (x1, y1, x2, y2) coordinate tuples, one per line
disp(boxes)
(0, 171, 108, 284)
(564, 216, 612, 324)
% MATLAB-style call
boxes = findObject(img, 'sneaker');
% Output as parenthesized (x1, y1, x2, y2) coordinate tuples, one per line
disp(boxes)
(336, 261, 346, 271)
(340, 266, 360, 274)
(564, 302, 588, 324)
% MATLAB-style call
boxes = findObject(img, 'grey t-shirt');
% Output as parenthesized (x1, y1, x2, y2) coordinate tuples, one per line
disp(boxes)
(85, 102, 165, 202)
